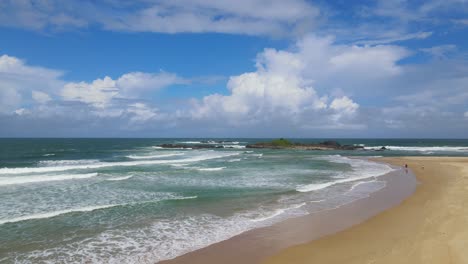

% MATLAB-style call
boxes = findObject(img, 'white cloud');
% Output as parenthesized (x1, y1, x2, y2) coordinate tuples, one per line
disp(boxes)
(117, 72, 188, 96)
(330, 96, 359, 113)
(32, 90, 52, 104)
(0, 0, 319, 36)
(61, 76, 119, 108)
(61, 72, 186, 107)
(464, 111, 468, 118)
(420, 45, 457, 59)
(126, 103, 163, 122)
(0, 54, 62, 113)
(0, 87, 22, 114)
(190, 35, 378, 129)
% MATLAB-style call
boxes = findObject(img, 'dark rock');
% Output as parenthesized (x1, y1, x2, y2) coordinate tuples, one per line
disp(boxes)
(320, 140, 341, 147)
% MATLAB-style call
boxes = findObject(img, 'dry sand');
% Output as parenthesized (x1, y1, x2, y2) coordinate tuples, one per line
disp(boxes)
(264, 157, 468, 264)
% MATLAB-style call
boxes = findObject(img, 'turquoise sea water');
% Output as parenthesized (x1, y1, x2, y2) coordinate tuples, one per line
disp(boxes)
(0, 138, 467, 263)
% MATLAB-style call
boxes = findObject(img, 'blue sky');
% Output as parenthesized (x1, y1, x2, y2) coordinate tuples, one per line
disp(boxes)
(0, 0, 467, 137)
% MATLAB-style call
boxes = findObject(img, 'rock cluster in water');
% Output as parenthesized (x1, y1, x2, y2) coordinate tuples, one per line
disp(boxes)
(245, 140, 364, 150)
(157, 140, 367, 150)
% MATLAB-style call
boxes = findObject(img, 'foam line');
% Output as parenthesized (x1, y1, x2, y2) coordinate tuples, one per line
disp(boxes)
(0, 173, 98, 186)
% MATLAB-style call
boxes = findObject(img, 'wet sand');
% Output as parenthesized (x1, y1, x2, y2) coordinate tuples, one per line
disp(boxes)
(160, 158, 417, 264)
(264, 157, 468, 264)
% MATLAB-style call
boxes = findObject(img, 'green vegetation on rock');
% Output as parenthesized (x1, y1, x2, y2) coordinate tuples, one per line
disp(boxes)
(271, 138, 292, 147)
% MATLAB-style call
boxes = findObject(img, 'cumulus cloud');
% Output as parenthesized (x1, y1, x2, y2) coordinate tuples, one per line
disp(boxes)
(61, 72, 187, 107)
(188, 35, 396, 129)
(61, 77, 119, 108)
(0, 54, 62, 113)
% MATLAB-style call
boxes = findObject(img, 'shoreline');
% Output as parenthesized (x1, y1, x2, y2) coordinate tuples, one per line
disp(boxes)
(160, 158, 417, 264)
(264, 157, 468, 264)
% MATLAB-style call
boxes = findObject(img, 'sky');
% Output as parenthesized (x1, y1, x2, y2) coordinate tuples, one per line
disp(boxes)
(0, 0, 467, 138)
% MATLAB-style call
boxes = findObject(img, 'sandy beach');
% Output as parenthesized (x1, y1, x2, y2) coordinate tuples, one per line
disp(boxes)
(265, 157, 468, 264)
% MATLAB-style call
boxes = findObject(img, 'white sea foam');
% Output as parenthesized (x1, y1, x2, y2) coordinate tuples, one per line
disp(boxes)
(38, 159, 100, 166)
(347, 180, 386, 193)
(17, 203, 307, 263)
(223, 145, 245, 149)
(296, 182, 336, 192)
(105, 175, 134, 181)
(0, 173, 99, 186)
(0, 152, 241, 175)
(297, 156, 393, 193)
(42, 153, 55, 156)
(170, 196, 197, 200)
(250, 203, 306, 222)
(196, 167, 226, 171)
(0, 204, 121, 225)
(126, 153, 184, 160)
(364, 145, 468, 152)
(0, 195, 198, 226)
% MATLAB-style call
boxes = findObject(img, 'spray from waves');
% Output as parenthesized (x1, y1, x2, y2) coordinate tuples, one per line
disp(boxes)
(126, 153, 184, 160)
(105, 175, 134, 181)
(0, 173, 99, 186)
(0, 152, 241, 175)
(296, 156, 393, 193)
(363, 145, 468, 152)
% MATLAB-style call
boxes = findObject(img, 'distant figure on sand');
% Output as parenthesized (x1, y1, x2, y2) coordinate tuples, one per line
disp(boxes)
(404, 164, 408, 173)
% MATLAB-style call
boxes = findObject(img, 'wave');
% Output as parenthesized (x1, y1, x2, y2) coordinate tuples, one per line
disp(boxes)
(223, 145, 245, 149)
(296, 182, 336, 192)
(39, 159, 100, 166)
(126, 153, 184, 160)
(169, 196, 197, 200)
(0, 152, 241, 175)
(364, 145, 468, 152)
(250, 203, 306, 223)
(0, 173, 99, 186)
(347, 180, 386, 193)
(177, 141, 204, 144)
(196, 167, 226, 171)
(297, 156, 393, 193)
(105, 175, 133, 181)
(0, 195, 198, 225)
(0, 204, 121, 225)
(42, 153, 55, 157)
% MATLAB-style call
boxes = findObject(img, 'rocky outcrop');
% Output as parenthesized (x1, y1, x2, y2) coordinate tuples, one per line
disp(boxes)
(246, 140, 364, 150)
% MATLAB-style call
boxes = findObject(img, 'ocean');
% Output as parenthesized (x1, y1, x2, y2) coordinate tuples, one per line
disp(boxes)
(1, 138, 467, 263)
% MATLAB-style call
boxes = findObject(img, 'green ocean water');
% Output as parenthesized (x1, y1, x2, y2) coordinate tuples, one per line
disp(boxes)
(0, 138, 467, 263)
